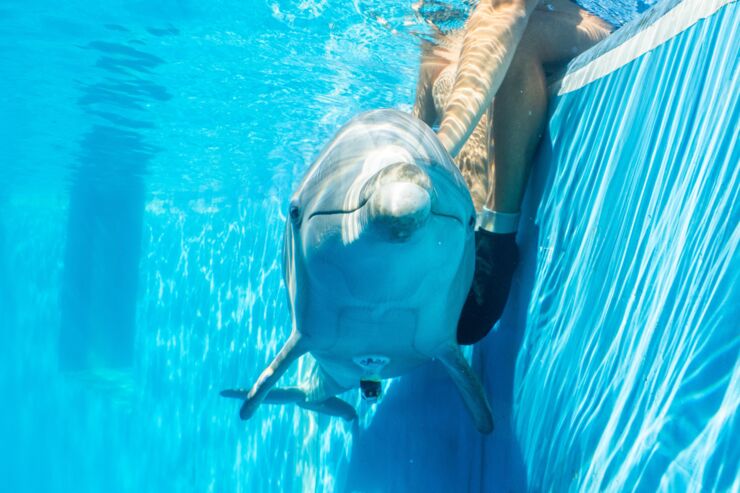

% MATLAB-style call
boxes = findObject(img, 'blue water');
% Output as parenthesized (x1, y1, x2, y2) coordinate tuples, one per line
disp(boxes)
(1, 1, 737, 492)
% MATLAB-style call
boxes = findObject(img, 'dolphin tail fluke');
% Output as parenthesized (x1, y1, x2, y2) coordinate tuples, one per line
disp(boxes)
(299, 397, 358, 421)
(233, 332, 307, 421)
(438, 344, 494, 434)
(221, 387, 302, 402)
(220, 389, 249, 399)
(220, 386, 357, 422)
(265, 388, 357, 422)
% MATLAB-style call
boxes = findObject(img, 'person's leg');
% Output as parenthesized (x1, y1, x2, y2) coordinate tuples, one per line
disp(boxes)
(455, 47, 543, 345)
(456, 111, 491, 210)
(489, 1, 613, 212)
(416, 29, 492, 211)
(457, 2, 612, 345)
(488, 46, 547, 213)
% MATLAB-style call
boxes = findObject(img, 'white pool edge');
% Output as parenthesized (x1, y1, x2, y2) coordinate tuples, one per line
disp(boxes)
(551, 0, 736, 95)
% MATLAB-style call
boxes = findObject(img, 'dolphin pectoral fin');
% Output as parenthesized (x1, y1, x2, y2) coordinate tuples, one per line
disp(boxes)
(438, 345, 494, 434)
(299, 397, 358, 422)
(237, 332, 307, 421)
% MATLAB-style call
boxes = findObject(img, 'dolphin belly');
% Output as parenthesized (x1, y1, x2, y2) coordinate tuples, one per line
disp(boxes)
(309, 304, 447, 388)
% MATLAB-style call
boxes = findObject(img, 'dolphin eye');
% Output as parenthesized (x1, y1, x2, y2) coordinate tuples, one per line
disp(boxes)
(289, 204, 301, 224)
(468, 215, 476, 229)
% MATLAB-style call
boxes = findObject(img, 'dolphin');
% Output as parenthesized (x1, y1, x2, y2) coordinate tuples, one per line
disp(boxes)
(222, 109, 493, 433)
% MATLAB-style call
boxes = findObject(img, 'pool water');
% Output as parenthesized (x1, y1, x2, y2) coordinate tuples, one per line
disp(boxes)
(1, 1, 737, 492)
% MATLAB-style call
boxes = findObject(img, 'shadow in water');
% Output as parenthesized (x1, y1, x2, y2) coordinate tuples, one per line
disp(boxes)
(343, 337, 528, 492)
(345, 362, 486, 492)
(58, 37, 170, 388)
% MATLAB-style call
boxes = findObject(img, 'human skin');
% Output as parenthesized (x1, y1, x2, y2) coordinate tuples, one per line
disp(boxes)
(437, 0, 540, 158)
(415, 0, 612, 212)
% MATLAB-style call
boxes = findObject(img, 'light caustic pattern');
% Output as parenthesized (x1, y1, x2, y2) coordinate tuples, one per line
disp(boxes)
(137, 197, 357, 493)
(514, 4, 738, 492)
(0, 198, 356, 493)
(1, 0, 422, 491)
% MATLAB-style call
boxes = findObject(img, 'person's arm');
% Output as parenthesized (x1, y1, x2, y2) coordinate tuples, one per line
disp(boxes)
(437, 0, 539, 157)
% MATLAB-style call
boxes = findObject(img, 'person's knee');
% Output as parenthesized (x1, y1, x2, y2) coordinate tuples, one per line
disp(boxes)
(513, 51, 540, 79)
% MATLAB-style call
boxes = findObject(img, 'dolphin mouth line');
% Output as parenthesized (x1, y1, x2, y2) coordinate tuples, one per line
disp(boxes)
(306, 202, 367, 222)
(306, 205, 463, 225)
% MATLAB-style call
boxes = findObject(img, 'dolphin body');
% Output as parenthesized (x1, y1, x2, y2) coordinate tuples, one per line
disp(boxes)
(222, 109, 493, 433)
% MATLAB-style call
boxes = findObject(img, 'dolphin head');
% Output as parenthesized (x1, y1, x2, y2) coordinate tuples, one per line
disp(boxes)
(285, 110, 475, 306)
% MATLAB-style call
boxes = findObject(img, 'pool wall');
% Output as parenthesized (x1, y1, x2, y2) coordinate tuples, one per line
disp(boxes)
(508, 0, 738, 490)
